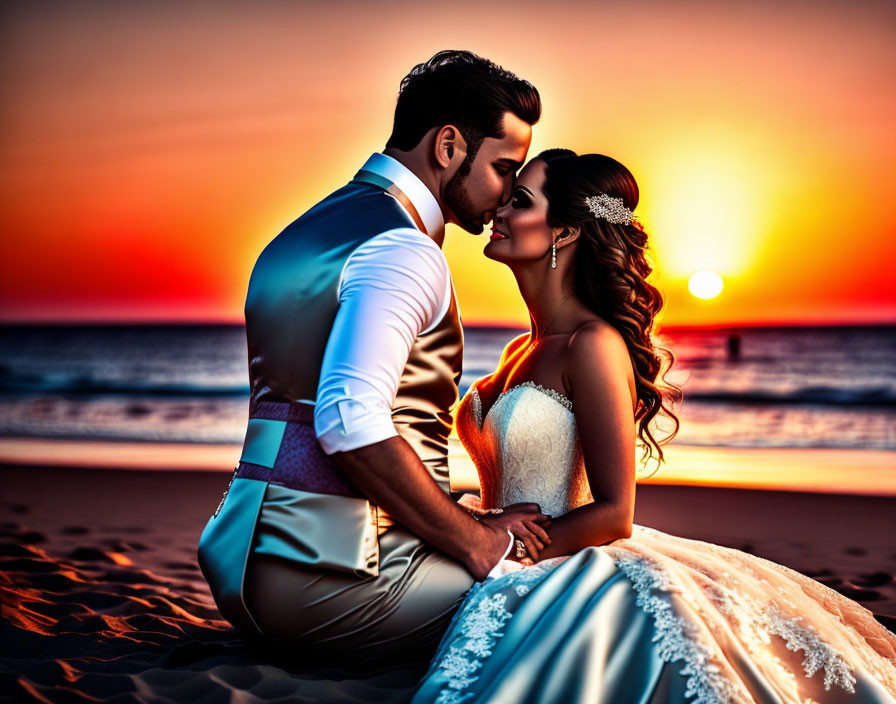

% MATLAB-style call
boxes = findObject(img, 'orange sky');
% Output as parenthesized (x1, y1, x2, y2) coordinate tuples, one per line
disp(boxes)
(1, 0, 894, 327)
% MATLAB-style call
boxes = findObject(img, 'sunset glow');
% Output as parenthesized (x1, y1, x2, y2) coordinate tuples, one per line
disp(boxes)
(1, 1, 894, 327)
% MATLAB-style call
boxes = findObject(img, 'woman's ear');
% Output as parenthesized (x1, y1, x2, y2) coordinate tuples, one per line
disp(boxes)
(434, 125, 467, 170)
(553, 226, 581, 248)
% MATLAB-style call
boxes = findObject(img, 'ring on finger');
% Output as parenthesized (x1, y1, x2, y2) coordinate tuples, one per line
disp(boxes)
(514, 539, 527, 559)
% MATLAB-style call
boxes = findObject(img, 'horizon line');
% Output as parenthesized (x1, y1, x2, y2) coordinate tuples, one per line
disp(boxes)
(2, 318, 895, 331)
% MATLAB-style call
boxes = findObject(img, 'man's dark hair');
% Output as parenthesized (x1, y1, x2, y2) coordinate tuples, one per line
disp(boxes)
(385, 50, 541, 165)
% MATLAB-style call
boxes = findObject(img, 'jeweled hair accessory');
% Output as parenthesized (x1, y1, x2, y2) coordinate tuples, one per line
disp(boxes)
(585, 194, 635, 226)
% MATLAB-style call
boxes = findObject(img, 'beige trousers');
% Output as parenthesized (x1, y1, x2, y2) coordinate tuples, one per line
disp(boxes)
(243, 525, 476, 669)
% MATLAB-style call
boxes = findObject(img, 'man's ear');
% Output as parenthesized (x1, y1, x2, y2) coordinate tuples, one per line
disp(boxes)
(434, 125, 467, 170)
(553, 226, 581, 248)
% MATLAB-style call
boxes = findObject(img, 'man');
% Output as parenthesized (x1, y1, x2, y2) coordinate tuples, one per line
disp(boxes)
(198, 50, 548, 669)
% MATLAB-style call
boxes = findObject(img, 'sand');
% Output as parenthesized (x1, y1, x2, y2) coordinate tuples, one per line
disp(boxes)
(2, 463, 895, 703)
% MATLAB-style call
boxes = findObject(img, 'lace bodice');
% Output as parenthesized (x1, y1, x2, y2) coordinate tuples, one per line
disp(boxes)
(461, 381, 592, 517)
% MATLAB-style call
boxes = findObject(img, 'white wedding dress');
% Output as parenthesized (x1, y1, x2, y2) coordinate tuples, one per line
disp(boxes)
(410, 381, 896, 703)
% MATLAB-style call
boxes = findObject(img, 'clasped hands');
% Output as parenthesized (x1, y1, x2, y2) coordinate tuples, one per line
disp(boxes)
(478, 502, 552, 566)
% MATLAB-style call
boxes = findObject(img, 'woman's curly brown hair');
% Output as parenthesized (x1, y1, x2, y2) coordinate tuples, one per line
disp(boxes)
(538, 148, 682, 472)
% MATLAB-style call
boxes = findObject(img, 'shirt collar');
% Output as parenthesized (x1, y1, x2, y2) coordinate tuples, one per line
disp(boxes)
(357, 153, 445, 243)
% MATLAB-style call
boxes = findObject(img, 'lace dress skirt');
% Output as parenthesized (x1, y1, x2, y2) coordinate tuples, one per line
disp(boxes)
(410, 526, 896, 704)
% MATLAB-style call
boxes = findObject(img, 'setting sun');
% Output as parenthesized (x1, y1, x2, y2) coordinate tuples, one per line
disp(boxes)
(688, 270, 724, 300)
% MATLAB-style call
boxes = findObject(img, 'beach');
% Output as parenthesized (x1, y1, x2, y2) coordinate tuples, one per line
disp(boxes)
(2, 453, 895, 703)
(3, 0, 896, 693)
(1, 313, 894, 703)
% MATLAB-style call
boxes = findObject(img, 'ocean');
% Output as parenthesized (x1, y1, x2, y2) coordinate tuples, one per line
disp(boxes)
(0, 324, 894, 451)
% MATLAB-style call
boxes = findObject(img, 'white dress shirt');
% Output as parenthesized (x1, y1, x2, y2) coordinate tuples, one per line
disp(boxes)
(313, 153, 454, 455)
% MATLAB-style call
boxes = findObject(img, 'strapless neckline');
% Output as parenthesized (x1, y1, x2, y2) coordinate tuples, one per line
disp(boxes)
(471, 380, 573, 431)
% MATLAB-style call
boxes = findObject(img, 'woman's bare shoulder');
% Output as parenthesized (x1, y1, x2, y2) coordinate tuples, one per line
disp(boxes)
(566, 318, 627, 355)
(563, 319, 635, 397)
(499, 332, 531, 364)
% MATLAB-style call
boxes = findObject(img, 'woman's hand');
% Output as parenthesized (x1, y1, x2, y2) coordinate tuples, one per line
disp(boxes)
(479, 502, 552, 562)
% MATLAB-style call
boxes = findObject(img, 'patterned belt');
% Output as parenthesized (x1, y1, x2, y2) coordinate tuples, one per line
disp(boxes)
(233, 399, 364, 499)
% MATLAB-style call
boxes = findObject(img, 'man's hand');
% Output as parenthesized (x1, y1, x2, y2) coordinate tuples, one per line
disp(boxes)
(463, 521, 516, 581)
(479, 503, 552, 562)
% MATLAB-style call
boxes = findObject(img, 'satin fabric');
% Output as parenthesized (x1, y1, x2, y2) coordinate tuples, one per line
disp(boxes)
(244, 525, 475, 670)
(197, 475, 269, 637)
(411, 549, 691, 704)
(253, 484, 379, 576)
(412, 536, 896, 703)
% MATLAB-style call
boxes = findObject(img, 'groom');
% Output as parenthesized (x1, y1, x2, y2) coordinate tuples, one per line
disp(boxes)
(198, 50, 545, 667)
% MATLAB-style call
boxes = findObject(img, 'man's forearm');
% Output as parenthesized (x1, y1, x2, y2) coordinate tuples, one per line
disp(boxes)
(329, 434, 499, 564)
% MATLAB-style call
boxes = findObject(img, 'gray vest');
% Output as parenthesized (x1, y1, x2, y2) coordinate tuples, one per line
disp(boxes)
(243, 178, 463, 496)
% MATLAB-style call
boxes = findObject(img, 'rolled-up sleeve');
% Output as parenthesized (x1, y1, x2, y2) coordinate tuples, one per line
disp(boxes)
(313, 228, 451, 454)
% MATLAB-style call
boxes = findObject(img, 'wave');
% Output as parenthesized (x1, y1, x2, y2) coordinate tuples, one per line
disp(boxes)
(3, 369, 895, 409)
(0, 371, 249, 397)
(682, 387, 896, 408)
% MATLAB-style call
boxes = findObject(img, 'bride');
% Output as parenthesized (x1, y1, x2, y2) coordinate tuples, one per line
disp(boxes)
(410, 150, 896, 703)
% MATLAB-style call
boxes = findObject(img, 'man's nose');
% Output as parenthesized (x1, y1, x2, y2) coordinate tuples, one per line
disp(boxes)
(501, 178, 514, 205)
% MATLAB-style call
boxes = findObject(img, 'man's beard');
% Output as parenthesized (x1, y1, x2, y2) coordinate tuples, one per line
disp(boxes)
(444, 156, 484, 234)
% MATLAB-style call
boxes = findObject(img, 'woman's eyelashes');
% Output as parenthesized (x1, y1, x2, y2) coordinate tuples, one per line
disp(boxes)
(511, 191, 532, 209)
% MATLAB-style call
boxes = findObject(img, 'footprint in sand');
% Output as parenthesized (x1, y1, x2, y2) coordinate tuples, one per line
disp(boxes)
(854, 571, 893, 587)
(68, 547, 124, 563)
(0, 542, 42, 559)
(164, 561, 199, 571)
(61, 526, 90, 535)
(101, 539, 134, 552)
(0, 524, 46, 544)
(20, 531, 46, 544)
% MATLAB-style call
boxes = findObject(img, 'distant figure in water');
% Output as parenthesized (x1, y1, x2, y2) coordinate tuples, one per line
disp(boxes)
(727, 331, 742, 360)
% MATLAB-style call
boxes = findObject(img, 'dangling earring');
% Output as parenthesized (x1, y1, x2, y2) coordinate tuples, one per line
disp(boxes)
(551, 241, 557, 269)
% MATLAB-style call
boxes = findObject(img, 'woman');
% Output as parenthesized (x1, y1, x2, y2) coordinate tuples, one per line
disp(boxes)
(410, 150, 896, 703)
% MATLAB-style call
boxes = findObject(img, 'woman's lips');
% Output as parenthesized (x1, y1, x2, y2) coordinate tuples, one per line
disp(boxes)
(490, 229, 509, 241)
